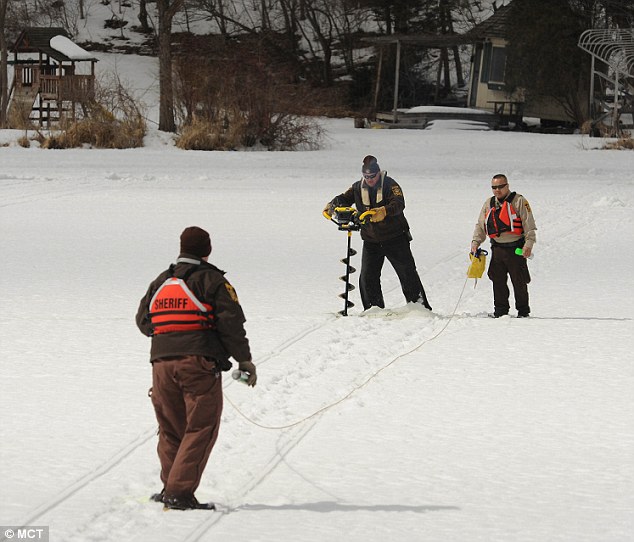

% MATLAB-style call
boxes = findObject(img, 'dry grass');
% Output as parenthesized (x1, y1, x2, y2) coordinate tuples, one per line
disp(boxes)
(176, 110, 323, 151)
(40, 72, 147, 149)
(42, 107, 145, 149)
(175, 117, 246, 151)
(173, 37, 326, 151)
(604, 135, 634, 150)
(8, 104, 37, 130)
(17, 135, 30, 148)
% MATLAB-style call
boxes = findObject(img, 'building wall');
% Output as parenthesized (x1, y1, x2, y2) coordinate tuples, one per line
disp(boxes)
(467, 37, 578, 123)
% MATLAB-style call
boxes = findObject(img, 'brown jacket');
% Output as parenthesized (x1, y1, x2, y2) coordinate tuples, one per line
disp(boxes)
(329, 172, 412, 243)
(136, 254, 251, 365)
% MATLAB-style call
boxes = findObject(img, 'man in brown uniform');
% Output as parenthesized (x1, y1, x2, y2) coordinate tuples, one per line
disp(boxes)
(136, 226, 256, 510)
(471, 174, 537, 318)
(324, 155, 432, 311)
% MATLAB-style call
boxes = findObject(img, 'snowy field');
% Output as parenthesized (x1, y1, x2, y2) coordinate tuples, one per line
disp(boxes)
(1, 93, 634, 540)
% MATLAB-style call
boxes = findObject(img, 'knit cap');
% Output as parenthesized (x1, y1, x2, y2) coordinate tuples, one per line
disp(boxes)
(362, 155, 380, 174)
(180, 226, 211, 258)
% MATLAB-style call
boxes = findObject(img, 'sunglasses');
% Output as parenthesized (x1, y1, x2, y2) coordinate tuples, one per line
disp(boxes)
(363, 172, 378, 179)
(491, 183, 508, 190)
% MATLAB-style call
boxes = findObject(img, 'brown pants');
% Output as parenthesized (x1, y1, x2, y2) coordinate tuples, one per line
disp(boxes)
(151, 355, 223, 499)
(488, 245, 531, 316)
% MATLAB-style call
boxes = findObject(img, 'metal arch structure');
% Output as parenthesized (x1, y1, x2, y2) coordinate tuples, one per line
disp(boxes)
(578, 29, 634, 135)
(578, 28, 634, 76)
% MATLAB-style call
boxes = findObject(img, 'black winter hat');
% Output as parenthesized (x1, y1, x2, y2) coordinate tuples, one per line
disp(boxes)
(362, 155, 380, 174)
(180, 226, 211, 258)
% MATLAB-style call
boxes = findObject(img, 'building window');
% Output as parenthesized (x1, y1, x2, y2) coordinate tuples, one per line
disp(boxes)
(489, 46, 507, 83)
(480, 43, 507, 88)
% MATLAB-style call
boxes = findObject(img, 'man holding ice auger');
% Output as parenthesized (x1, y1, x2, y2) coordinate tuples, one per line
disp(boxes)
(324, 155, 432, 312)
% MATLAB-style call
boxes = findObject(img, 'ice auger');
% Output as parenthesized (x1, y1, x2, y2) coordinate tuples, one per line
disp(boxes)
(323, 206, 374, 316)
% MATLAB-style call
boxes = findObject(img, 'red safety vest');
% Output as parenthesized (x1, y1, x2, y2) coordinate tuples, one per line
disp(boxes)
(485, 192, 524, 239)
(148, 277, 214, 334)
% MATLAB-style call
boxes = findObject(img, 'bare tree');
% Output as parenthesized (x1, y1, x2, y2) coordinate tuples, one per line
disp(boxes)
(137, 0, 152, 32)
(157, 0, 185, 132)
(0, 0, 9, 128)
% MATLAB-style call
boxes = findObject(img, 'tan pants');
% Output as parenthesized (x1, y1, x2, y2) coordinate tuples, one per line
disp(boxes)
(151, 355, 223, 499)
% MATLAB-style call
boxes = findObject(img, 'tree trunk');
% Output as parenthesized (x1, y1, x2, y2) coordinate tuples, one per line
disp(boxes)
(157, 0, 185, 133)
(444, 6, 464, 88)
(261, 0, 269, 30)
(452, 45, 464, 87)
(138, 0, 150, 32)
(0, 0, 8, 129)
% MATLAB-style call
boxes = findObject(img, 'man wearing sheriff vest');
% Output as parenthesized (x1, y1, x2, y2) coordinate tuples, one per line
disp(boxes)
(136, 226, 256, 511)
(471, 174, 537, 318)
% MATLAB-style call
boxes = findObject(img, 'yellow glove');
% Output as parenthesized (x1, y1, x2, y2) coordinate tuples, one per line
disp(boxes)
(323, 203, 334, 219)
(370, 206, 387, 223)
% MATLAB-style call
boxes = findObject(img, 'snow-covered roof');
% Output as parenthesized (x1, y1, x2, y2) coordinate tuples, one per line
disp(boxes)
(11, 27, 98, 63)
(50, 35, 97, 61)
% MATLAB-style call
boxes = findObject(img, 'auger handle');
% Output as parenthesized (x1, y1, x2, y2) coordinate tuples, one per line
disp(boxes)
(323, 206, 355, 220)
(357, 210, 376, 224)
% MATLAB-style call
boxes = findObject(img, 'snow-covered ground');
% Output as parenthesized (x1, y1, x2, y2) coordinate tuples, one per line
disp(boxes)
(1, 53, 633, 541)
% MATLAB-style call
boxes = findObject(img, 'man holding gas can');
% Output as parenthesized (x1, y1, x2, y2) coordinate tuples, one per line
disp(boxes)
(471, 174, 537, 318)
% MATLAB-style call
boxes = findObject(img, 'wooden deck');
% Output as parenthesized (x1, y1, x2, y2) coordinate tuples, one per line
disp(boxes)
(361, 107, 501, 129)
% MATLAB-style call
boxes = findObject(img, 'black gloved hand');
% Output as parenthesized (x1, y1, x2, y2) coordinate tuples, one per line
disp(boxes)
(238, 360, 257, 387)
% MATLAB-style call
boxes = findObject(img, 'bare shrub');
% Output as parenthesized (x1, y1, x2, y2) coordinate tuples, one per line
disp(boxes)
(7, 102, 37, 130)
(17, 135, 30, 148)
(173, 34, 324, 151)
(259, 113, 324, 151)
(30, 130, 46, 146)
(43, 106, 145, 149)
(41, 72, 146, 149)
(176, 117, 245, 151)
(580, 120, 593, 135)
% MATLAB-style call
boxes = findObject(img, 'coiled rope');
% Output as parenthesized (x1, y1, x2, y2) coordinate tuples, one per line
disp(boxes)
(225, 276, 470, 430)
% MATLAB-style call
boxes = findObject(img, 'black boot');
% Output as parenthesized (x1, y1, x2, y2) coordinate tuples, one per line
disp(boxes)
(150, 489, 164, 503)
(164, 495, 215, 511)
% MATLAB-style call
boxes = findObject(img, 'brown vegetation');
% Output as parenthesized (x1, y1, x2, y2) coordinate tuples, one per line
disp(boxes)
(604, 136, 634, 150)
(41, 73, 147, 149)
(172, 33, 333, 151)
(42, 106, 145, 149)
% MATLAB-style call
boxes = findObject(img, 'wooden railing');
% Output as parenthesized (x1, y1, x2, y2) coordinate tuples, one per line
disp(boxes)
(13, 64, 94, 102)
(40, 75, 95, 102)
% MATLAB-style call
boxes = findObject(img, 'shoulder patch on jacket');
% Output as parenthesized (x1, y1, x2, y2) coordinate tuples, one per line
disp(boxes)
(225, 282, 240, 304)
(524, 199, 532, 213)
(391, 185, 403, 197)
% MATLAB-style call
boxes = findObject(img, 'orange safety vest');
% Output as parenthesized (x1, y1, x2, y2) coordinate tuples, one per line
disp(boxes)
(148, 277, 215, 334)
(485, 192, 524, 239)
